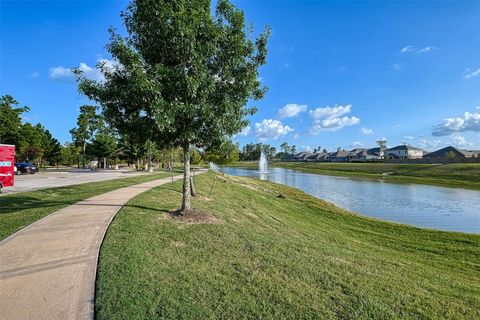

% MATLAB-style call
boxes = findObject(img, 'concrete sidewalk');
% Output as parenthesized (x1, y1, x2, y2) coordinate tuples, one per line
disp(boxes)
(0, 171, 204, 320)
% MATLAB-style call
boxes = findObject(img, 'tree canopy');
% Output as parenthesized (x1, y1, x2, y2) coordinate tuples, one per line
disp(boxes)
(0, 95, 29, 147)
(76, 0, 270, 211)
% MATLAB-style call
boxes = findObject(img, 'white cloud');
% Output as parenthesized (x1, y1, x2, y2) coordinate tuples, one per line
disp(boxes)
(400, 45, 438, 54)
(254, 119, 293, 141)
(234, 126, 251, 138)
(50, 66, 74, 81)
(301, 145, 312, 152)
(293, 133, 299, 140)
(360, 127, 373, 135)
(418, 139, 442, 150)
(240, 126, 251, 136)
(309, 104, 360, 133)
(400, 45, 415, 53)
(403, 135, 414, 140)
(50, 58, 117, 82)
(417, 46, 438, 53)
(451, 134, 473, 148)
(432, 109, 480, 136)
(278, 103, 307, 118)
(352, 141, 364, 147)
(463, 67, 480, 79)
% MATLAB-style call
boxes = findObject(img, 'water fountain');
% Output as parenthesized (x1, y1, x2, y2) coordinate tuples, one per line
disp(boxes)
(209, 162, 219, 171)
(259, 151, 268, 174)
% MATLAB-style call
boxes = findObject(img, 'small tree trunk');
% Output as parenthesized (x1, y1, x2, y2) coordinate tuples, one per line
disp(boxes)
(181, 144, 191, 212)
(82, 143, 86, 168)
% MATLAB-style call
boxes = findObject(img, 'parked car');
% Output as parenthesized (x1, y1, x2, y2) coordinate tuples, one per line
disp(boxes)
(15, 162, 38, 174)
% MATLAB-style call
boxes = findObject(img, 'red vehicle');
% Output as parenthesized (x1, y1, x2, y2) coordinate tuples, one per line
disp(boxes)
(0, 144, 15, 193)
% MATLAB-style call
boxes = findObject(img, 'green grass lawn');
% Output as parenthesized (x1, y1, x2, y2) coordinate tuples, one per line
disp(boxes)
(96, 171, 480, 319)
(231, 161, 480, 190)
(0, 172, 169, 240)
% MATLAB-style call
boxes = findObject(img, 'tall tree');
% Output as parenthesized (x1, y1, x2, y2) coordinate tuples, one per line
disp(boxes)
(88, 121, 118, 168)
(76, 0, 269, 213)
(280, 142, 290, 155)
(0, 95, 29, 147)
(70, 105, 100, 167)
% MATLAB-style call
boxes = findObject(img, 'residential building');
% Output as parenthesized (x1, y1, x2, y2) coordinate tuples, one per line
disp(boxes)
(424, 146, 477, 159)
(385, 145, 423, 159)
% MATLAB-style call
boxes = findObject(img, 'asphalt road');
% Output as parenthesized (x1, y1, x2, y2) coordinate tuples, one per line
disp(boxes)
(0, 169, 147, 195)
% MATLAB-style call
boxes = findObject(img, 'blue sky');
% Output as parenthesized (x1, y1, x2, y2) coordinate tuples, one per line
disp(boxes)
(1, 0, 479, 151)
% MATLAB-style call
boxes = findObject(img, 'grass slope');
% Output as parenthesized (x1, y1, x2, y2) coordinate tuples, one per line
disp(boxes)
(231, 162, 480, 190)
(96, 172, 480, 319)
(0, 172, 169, 240)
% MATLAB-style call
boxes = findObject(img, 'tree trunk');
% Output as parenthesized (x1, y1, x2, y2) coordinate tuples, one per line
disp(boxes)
(181, 144, 191, 212)
(82, 142, 86, 168)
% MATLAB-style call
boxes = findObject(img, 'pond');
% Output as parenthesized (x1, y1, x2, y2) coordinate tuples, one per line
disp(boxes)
(223, 167, 480, 233)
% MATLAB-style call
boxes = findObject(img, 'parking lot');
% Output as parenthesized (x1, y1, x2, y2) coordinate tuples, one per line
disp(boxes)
(0, 169, 147, 195)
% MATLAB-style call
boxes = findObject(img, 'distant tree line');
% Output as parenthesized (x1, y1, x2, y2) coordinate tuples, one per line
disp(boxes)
(0, 94, 209, 170)
(0, 95, 61, 167)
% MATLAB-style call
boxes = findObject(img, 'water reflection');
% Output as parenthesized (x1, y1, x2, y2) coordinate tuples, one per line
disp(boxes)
(224, 167, 480, 233)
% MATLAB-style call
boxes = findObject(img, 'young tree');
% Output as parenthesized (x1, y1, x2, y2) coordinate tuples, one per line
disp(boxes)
(59, 143, 78, 166)
(205, 140, 239, 174)
(89, 126, 118, 169)
(143, 139, 158, 171)
(76, 0, 270, 213)
(191, 148, 203, 167)
(70, 105, 100, 167)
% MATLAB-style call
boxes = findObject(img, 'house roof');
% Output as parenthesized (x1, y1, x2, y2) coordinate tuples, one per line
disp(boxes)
(424, 146, 475, 158)
(367, 147, 382, 156)
(294, 151, 313, 159)
(332, 150, 351, 158)
(306, 152, 329, 160)
(386, 145, 423, 151)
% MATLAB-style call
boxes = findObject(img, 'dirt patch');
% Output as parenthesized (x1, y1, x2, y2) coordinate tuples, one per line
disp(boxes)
(194, 194, 212, 201)
(170, 240, 186, 248)
(169, 209, 221, 224)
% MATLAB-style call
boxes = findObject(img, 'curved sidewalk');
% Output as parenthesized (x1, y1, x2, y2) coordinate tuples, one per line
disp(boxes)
(0, 172, 204, 320)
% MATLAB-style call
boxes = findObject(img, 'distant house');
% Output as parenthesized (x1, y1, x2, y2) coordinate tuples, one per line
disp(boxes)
(385, 145, 423, 159)
(328, 149, 354, 162)
(424, 146, 477, 159)
(366, 147, 385, 160)
(306, 151, 330, 162)
(292, 151, 313, 161)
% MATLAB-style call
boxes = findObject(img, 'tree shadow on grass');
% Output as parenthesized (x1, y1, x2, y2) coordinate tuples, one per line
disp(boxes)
(0, 177, 185, 216)
(0, 195, 79, 215)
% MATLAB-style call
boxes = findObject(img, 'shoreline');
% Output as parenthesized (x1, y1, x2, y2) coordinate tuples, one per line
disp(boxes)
(228, 161, 480, 191)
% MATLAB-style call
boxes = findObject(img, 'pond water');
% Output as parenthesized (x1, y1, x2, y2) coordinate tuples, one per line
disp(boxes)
(224, 167, 480, 233)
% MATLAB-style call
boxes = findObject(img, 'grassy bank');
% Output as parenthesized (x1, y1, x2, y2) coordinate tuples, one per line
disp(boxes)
(96, 171, 479, 319)
(0, 172, 170, 240)
(231, 161, 480, 190)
